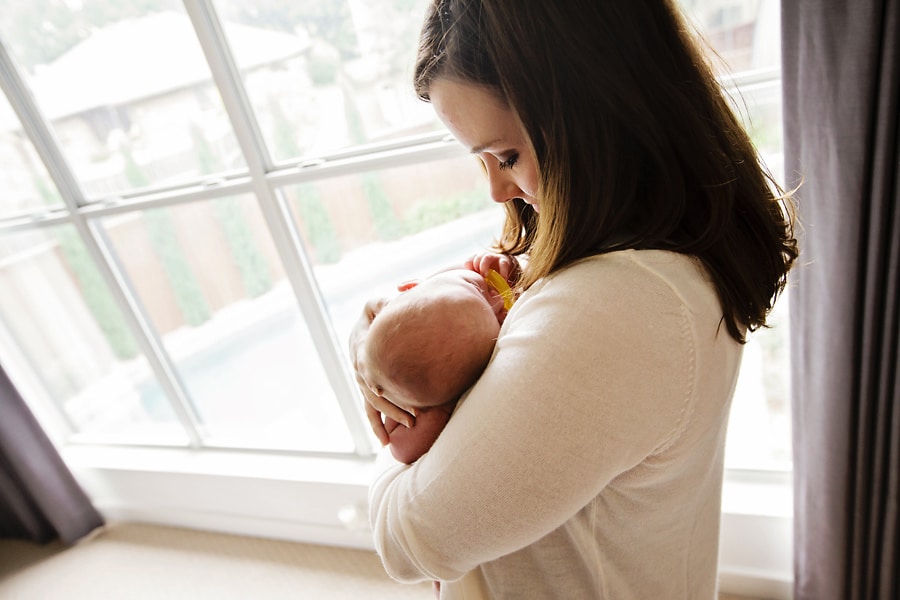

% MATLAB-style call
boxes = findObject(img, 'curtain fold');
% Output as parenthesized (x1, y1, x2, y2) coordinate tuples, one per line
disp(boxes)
(0, 364, 104, 544)
(782, 0, 899, 598)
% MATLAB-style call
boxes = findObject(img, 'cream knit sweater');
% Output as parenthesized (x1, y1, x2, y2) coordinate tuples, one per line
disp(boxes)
(369, 250, 743, 599)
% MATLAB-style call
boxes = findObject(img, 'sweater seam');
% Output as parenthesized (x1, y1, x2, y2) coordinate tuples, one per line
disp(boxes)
(623, 252, 699, 454)
(658, 302, 697, 453)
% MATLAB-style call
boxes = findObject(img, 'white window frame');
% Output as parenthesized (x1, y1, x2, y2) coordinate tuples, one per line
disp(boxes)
(0, 2, 793, 597)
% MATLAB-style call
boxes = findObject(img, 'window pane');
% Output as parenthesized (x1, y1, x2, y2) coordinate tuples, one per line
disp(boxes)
(679, 0, 781, 74)
(727, 294, 791, 469)
(0, 226, 185, 444)
(0, 93, 64, 219)
(281, 154, 500, 347)
(731, 77, 783, 175)
(97, 195, 354, 452)
(0, 1, 246, 199)
(679, 0, 791, 470)
(214, 0, 439, 162)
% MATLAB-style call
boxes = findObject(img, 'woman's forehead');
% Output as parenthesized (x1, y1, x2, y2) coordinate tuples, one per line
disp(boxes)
(430, 78, 516, 154)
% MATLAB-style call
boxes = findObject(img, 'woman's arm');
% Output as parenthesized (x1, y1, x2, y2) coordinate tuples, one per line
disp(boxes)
(368, 255, 701, 583)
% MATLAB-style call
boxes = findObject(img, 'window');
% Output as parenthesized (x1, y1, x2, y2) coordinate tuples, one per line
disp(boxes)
(680, 0, 791, 472)
(0, 0, 790, 470)
(0, 0, 469, 456)
(0, 1, 792, 593)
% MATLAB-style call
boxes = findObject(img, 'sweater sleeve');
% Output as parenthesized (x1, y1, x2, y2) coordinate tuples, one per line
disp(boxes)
(368, 254, 698, 583)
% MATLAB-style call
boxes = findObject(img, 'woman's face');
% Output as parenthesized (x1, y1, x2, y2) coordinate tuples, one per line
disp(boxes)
(430, 78, 540, 212)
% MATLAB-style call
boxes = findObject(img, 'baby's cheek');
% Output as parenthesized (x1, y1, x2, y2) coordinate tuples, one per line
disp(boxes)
(384, 416, 401, 435)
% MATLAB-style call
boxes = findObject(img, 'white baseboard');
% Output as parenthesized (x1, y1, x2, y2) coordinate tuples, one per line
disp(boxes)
(719, 568, 793, 599)
(97, 505, 375, 551)
(67, 445, 795, 597)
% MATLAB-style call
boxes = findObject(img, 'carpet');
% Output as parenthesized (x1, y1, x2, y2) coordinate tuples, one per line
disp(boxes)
(0, 522, 433, 599)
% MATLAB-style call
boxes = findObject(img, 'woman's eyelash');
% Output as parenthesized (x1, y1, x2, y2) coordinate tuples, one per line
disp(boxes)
(498, 154, 519, 170)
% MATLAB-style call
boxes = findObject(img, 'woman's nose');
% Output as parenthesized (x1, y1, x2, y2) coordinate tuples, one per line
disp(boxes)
(485, 165, 522, 204)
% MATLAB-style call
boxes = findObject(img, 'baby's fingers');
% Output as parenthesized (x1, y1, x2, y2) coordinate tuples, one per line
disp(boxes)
(471, 253, 513, 280)
(493, 255, 514, 280)
(469, 253, 495, 276)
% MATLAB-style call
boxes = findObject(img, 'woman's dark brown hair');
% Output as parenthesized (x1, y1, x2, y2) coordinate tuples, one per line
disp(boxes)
(414, 0, 797, 343)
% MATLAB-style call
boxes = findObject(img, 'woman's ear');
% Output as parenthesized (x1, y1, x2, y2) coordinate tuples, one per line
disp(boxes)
(397, 280, 421, 292)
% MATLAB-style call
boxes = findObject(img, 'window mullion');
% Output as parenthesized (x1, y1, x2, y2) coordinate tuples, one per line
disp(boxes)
(0, 39, 206, 447)
(184, 0, 375, 455)
(265, 135, 468, 188)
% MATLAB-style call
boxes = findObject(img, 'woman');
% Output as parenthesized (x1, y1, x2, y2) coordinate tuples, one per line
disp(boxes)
(351, 1, 797, 597)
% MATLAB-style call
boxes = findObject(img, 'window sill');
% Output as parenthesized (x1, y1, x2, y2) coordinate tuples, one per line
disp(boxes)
(64, 445, 378, 550)
(64, 445, 793, 598)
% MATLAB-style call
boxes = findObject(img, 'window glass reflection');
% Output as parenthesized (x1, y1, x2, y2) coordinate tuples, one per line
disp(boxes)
(678, 0, 781, 74)
(98, 195, 355, 452)
(0, 1, 245, 198)
(0, 226, 184, 443)
(214, 0, 439, 162)
(0, 93, 64, 219)
(282, 155, 500, 348)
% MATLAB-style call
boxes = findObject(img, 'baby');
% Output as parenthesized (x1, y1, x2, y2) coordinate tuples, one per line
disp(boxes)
(359, 266, 514, 464)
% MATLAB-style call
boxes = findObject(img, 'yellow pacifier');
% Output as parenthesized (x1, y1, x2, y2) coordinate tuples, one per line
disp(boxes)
(485, 269, 515, 311)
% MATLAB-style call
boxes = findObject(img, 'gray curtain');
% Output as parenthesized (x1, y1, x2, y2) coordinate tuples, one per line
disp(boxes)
(782, 0, 899, 598)
(0, 364, 104, 544)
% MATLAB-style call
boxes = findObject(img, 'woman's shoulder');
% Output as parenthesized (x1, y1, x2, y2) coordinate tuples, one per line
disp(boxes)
(533, 249, 715, 312)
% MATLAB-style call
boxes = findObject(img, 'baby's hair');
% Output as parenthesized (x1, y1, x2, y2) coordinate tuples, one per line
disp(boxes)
(374, 295, 496, 407)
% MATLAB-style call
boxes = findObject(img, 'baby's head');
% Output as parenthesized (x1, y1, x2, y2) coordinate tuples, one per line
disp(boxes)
(362, 269, 503, 411)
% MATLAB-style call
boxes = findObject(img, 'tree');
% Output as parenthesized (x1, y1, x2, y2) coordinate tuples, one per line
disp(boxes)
(0, 0, 180, 72)
(217, 0, 359, 60)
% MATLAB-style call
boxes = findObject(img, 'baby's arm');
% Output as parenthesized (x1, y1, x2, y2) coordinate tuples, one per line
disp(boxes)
(385, 401, 457, 464)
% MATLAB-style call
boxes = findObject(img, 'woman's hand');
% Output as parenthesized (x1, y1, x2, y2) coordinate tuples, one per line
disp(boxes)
(348, 297, 415, 446)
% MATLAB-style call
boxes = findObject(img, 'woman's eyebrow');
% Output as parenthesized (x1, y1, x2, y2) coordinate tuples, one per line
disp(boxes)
(469, 138, 505, 154)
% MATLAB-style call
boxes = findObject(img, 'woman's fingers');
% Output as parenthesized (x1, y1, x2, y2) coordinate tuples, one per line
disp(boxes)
(347, 295, 420, 446)
(364, 393, 416, 446)
(364, 394, 390, 446)
(368, 390, 416, 428)
(356, 373, 415, 446)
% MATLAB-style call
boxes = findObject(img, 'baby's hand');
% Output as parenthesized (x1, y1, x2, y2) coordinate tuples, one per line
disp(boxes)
(466, 252, 519, 283)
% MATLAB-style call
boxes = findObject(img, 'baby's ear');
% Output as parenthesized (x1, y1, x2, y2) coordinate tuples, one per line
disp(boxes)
(397, 280, 420, 292)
